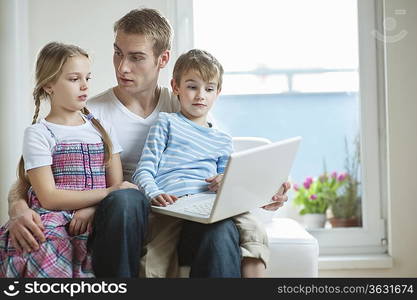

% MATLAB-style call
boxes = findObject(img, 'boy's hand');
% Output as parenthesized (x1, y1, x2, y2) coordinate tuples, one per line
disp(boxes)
(151, 194, 178, 206)
(206, 174, 224, 192)
(262, 182, 290, 211)
(8, 208, 45, 253)
(69, 206, 97, 236)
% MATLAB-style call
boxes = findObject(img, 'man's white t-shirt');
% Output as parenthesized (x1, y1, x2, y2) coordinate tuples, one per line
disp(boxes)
(87, 87, 180, 181)
(23, 117, 122, 172)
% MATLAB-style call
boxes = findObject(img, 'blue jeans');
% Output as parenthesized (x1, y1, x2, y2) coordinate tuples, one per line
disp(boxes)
(178, 219, 242, 278)
(89, 189, 149, 277)
(89, 189, 241, 277)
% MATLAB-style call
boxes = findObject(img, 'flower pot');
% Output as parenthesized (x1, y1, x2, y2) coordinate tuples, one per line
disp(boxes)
(302, 213, 326, 229)
(328, 217, 361, 228)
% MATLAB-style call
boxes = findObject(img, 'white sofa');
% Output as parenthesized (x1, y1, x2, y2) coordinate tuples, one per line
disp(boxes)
(254, 214, 318, 277)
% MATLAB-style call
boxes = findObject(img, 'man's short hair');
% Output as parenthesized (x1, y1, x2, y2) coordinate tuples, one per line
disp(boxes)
(114, 8, 173, 58)
(173, 49, 224, 91)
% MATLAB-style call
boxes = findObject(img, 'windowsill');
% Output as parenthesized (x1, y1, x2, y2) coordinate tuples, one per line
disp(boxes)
(319, 254, 393, 270)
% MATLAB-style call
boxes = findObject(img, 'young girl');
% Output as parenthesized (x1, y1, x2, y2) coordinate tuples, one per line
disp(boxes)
(133, 49, 269, 277)
(0, 42, 135, 277)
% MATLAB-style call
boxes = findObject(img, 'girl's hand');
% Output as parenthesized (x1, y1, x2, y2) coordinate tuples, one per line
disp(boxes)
(205, 174, 224, 192)
(69, 206, 97, 236)
(151, 194, 178, 207)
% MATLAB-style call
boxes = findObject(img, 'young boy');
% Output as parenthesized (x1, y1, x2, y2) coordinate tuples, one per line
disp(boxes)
(132, 49, 269, 277)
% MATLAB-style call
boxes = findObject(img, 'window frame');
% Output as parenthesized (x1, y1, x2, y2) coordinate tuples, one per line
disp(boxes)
(174, 0, 387, 255)
(308, 0, 387, 255)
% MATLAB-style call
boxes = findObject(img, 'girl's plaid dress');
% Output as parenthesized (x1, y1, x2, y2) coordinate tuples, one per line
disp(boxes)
(0, 123, 106, 277)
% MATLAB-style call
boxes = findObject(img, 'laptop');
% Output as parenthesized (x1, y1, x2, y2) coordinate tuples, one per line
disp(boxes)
(151, 136, 302, 224)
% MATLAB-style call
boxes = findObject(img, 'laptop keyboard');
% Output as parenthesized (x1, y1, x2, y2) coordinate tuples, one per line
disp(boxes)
(182, 201, 213, 216)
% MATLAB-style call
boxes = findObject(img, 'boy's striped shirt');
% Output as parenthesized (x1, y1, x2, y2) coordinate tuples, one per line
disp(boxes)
(132, 112, 233, 200)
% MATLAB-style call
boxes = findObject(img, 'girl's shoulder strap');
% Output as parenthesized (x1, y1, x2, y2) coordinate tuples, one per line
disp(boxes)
(41, 122, 59, 144)
(82, 113, 105, 142)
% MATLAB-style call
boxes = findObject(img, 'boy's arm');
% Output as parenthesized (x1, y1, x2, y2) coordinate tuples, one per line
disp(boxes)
(7, 179, 46, 253)
(217, 153, 230, 175)
(207, 137, 232, 192)
(132, 115, 169, 200)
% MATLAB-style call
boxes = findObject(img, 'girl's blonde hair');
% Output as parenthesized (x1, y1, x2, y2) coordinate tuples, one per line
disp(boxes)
(173, 49, 224, 91)
(18, 42, 113, 187)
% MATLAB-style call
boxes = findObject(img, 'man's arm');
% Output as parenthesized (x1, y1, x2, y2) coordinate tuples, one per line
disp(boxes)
(8, 178, 32, 216)
(7, 179, 46, 253)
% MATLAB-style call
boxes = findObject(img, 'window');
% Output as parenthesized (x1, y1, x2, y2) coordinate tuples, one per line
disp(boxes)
(174, 0, 386, 255)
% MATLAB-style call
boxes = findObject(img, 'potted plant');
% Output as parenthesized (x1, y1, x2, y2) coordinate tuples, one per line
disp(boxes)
(328, 136, 362, 227)
(293, 173, 347, 229)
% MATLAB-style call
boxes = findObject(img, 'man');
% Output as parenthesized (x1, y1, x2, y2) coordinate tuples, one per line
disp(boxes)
(7, 8, 289, 278)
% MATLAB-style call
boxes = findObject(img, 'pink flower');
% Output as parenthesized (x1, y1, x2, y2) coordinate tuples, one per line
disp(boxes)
(293, 184, 299, 191)
(303, 176, 313, 189)
(337, 173, 347, 182)
(310, 194, 317, 200)
(331, 171, 337, 179)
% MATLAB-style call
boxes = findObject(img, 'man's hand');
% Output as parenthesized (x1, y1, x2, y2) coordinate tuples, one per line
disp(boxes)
(206, 174, 224, 192)
(69, 206, 96, 236)
(151, 194, 178, 206)
(109, 181, 139, 192)
(262, 182, 291, 211)
(8, 208, 45, 253)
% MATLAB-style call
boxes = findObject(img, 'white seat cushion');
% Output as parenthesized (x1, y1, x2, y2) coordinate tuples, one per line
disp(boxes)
(265, 218, 319, 277)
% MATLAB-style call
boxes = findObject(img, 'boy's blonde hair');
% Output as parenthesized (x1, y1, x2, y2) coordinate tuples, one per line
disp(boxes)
(173, 49, 224, 91)
(18, 42, 113, 187)
(114, 8, 173, 58)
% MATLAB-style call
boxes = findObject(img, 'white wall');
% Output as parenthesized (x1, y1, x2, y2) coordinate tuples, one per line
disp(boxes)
(28, 0, 176, 97)
(0, 0, 31, 223)
(320, 0, 417, 277)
